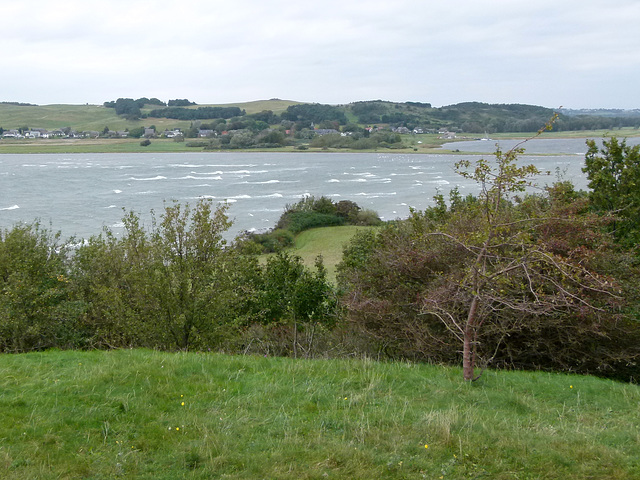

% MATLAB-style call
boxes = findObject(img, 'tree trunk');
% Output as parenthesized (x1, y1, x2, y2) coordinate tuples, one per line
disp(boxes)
(463, 296, 479, 381)
(293, 319, 298, 359)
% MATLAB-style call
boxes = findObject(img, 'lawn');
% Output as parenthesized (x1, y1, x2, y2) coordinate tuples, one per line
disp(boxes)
(291, 226, 377, 282)
(1, 349, 638, 479)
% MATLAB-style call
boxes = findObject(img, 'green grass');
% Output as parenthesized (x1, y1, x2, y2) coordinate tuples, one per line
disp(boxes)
(0, 104, 193, 133)
(0, 138, 204, 154)
(0, 100, 302, 134)
(291, 226, 377, 281)
(1, 349, 638, 479)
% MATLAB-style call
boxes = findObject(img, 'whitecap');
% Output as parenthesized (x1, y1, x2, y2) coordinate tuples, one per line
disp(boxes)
(244, 179, 280, 185)
(113, 189, 123, 194)
(128, 175, 166, 181)
(1, 204, 19, 211)
(177, 175, 222, 180)
(104, 205, 118, 209)
(327, 179, 340, 183)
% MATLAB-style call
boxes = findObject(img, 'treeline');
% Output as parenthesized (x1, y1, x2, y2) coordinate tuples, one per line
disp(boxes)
(2, 138, 639, 381)
(101, 97, 640, 134)
(147, 106, 245, 120)
(244, 196, 382, 253)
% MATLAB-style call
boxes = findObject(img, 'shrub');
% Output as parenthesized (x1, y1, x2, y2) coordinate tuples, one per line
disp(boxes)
(276, 211, 345, 234)
(249, 229, 295, 253)
(354, 209, 383, 226)
(0, 223, 84, 352)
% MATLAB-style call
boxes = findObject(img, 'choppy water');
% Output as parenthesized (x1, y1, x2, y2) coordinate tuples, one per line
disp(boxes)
(0, 140, 601, 240)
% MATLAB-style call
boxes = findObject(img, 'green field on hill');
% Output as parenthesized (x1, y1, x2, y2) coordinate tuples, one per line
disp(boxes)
(1, 349, 638, 479)
(2, 99, 639, 155)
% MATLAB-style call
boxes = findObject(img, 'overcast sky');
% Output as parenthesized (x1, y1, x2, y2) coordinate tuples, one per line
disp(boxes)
(2, 0, 638, 109)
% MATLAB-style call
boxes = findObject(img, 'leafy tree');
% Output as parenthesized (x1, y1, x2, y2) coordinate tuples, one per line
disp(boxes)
(128, 126, 145, 138)
(0, 223, 81, 352)
(339, 126, 628, 381)
(168, 99, 197, 106)
(583, 137, 640, 247)
(72, 200, 257, 350)
(261, 252, 337, 358)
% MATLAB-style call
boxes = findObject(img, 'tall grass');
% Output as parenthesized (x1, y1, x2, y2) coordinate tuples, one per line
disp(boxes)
(1, 349, 638, 479)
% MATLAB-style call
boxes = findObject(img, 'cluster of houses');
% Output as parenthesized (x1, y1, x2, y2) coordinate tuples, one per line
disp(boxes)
(0, 127, 196, 140)
(2, 125, 458, 140)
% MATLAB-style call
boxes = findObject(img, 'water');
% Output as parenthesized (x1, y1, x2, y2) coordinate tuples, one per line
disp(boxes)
(0, 142, 597, 241)
(443, 136, 640, 154)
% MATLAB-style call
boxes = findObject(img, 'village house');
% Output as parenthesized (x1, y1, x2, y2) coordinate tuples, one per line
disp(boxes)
(198, 129, 214, 138)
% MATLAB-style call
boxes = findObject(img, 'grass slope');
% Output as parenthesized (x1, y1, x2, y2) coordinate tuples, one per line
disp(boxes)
(0, 100, 302, 133)
(1, 349, 638, 479)
(291, 226, 376, 281)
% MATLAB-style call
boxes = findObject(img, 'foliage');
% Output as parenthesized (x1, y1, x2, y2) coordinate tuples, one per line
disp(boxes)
(127, 126, 145, 138)
(246, 228, 295, 253)
(237, 197, 382, 254)
(167, 98, 197, 106)
(0, 223, 83, 352)
(338, 137, 639, 381)
(0, 200, 340, 354)
(147, 106, 244, 120)
(583, 136, 640, 247)
(260, 252, 337, 357)
(282, 103, 347, 125)
(103, 98, 143, 118)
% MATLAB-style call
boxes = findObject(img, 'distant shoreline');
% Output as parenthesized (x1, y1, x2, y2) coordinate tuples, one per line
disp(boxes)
(1, 129, 639, 155)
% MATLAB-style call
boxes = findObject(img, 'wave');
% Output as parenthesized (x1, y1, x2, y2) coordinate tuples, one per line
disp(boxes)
(327, 179, 340, 183)
(128, 176, 167, 181)
(113, 189, 123, 194)
(177, 175, 223, 180)
(354, 192, 397, 197)
(1, 204, 19, 211)
(259, 193, 284, 198)
(245, 179, 280, 185)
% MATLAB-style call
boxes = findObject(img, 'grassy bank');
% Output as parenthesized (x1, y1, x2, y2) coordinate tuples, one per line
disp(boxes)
(291, 226, 377, 281)
(1, 349, 638, 479)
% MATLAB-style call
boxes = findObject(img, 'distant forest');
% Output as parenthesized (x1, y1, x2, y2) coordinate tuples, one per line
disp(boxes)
(103, 97, 640, 134)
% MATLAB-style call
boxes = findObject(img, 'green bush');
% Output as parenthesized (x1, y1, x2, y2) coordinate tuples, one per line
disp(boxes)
(276, 211, 345, 234)
(0, 223, 84, 352)
(354, 209, 383, 225)
(249, 229, 295, 253)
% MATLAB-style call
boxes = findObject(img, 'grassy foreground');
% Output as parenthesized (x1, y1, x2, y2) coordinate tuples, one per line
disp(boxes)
(1, 349, 638, 479)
